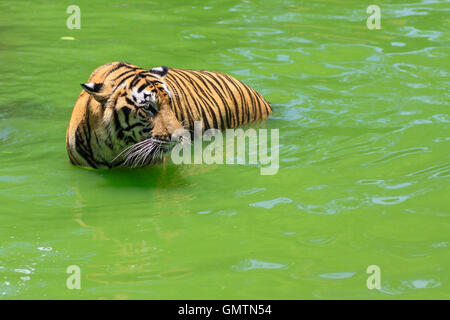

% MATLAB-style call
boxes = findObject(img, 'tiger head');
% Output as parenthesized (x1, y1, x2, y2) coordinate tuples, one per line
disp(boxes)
(80, 66, 184, 166)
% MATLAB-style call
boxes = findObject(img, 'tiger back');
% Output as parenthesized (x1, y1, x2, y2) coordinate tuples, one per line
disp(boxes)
(163, 68, 272, 130)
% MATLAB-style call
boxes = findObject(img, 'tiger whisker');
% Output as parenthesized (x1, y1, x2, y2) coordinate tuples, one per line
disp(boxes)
(116, 137, 174, 168)
(113, 139, 153, 163)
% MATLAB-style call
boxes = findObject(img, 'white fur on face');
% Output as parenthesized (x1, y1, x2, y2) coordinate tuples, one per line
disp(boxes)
(162, 83, 172, 98)
(132, 87, 156, 106)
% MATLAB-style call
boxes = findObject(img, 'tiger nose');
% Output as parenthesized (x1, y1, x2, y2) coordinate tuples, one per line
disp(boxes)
(153, 134, 171, 142)
(170, 130, 184, 143)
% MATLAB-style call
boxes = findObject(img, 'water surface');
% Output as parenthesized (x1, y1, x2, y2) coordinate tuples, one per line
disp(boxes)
(0, 0, 449, 299)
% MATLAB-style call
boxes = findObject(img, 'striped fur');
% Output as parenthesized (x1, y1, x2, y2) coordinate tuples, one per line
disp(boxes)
(66, 61, 272, 168)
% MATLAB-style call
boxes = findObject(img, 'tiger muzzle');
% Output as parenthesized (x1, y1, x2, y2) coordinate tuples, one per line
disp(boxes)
(151, 104, 183, 143)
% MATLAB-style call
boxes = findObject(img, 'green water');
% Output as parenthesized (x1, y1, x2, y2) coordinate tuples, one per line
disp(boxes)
(1, 0, 449, 299)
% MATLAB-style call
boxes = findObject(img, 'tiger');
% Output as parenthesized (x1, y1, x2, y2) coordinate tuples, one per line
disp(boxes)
(66, 61, 272, 168)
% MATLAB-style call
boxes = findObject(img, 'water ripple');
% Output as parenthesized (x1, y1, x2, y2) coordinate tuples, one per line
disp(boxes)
(372, 196, 409, 206)
(232, 259, 287, 271)
(250, 197, 293, 209)
(318, 272, 356, 279)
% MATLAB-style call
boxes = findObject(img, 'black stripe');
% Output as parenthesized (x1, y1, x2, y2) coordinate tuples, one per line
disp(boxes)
(123, 122, 144, 132)
(115, 73, 136, 90)
(125, 97, 138, 107)
(165, 73, 196, 126)
(106, 62, 132, 77)
(165, 80, 183, 121)
(67, 145, 79, 166)
(222, 73, 249, 124)
(235, 78, 257, 122)
(177, 70, 219, 130)
(130, 75, 143, 88)
(248, 87, 262, 120)
(175, 69, 225, 130)
(137, 82, 148, 93)
(75, 126, 97, 168)
(171, 70, 215, 129)
(121, 106, 131, 127)
(194, 70, 234, 128)
(207, 71, 241, 126)
(113, 67, 140, 80)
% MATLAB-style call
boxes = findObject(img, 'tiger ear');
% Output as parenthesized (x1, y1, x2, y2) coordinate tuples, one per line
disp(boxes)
(149, 66, 169, 78)
(81, 83, 108, 102)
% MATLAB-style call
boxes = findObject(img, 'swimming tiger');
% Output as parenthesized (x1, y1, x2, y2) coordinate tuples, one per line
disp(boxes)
(66, 61, 272, 168)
